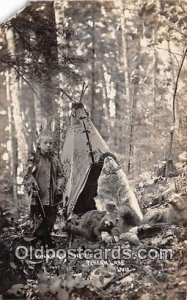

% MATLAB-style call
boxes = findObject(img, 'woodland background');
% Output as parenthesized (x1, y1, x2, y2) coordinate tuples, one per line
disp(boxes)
(0, 1, 187, 299)
(0, 0, 187, 209)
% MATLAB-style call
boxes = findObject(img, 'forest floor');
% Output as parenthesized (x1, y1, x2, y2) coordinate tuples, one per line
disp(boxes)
(0, 161, 187, 300)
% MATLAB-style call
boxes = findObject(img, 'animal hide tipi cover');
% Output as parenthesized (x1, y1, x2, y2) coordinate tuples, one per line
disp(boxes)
(60, 103, 109, 217)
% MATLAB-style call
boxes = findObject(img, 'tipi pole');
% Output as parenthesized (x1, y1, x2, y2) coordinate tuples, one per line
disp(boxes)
(80, 82, 89, 103)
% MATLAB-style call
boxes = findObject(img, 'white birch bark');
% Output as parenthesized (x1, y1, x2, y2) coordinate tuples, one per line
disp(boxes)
(5, 69, 18, 203)
(6, 28, 28, 166)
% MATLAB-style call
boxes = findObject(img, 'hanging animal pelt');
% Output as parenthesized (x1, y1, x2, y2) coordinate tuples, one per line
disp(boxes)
(95, 156, 143, 222)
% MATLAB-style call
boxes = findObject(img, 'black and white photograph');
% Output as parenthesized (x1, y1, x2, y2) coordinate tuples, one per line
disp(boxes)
(0, 0, 187, 299)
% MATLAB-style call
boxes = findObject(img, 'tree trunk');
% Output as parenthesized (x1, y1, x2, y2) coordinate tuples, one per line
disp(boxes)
(118, 0, 131, 123)
(114, 10, 127, 154)
(125, 0, 141, 174)
(5, 70, 18, 203)
(100, 63, 111, 142)
(6, 29, 28, 166)
(127, 85, 136, 174)
(90, 9, 96, 123)
(153, 27, 158, 128)
(54, 0, 69, 152)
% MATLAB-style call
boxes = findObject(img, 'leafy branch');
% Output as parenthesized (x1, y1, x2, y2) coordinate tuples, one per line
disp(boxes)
(172, 47, 187, 124)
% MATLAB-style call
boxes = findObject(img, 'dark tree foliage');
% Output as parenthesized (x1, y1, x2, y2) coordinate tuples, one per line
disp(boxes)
(0, 2, 86, 114)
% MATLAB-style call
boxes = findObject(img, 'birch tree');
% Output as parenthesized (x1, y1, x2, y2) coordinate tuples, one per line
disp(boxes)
(5, 69, 18, 202)
(6, 29, 28, 165)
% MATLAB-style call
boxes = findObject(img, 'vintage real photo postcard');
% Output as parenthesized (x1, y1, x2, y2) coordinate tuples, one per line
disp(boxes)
(0, 0, 187, 299)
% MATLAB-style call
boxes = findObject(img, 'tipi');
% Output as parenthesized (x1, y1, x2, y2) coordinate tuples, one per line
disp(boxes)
(60, 102, 143, 222)
(60, 102, 110, 217)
